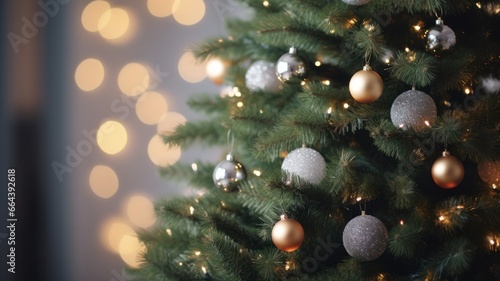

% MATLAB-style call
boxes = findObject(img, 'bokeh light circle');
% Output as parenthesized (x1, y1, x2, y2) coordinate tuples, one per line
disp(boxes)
(75, 58, 105, 91)
(135, 91, 168, 125)
(89, 165, 119, 198)
(147, 135, 181, 166)
(97, 120, 128, 155)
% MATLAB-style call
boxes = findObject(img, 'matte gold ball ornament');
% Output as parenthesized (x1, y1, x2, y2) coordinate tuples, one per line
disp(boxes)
(271, 214, 304, 252)
(431, 151, 464, 189)
(349, 65, 383, 103)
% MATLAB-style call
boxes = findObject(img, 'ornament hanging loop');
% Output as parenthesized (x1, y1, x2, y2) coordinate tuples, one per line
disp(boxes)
(364, 49, 372, 66)
(227, 129, 235, 155)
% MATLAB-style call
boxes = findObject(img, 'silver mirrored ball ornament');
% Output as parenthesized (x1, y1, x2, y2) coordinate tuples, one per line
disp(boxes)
(426, 18, 456, 52)
(276, 47, 308, 84)
(213, 154, 247, 192)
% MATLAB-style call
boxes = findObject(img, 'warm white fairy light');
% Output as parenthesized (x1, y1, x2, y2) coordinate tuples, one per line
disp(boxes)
(221, 201, 226, 207)
(237, 102, 244, 107)
(322, 80, 331, 85)
(253, 170, 262, 176)
(413, 25, 421, 31)
(191, 163, 198, 172)
(476, 2, 482, 8)
(464, 87, 472, 95)
(438, 215, 445, 221)
(166, 228, 172, 236)
(327, 107, 333, 114)
(263, 0, 269, 7)
(201, 266, 207, 274)
(400, 220, 404, 225)
(343, 103, 350, 109)
(259, 109, 264, 114)
(356, 197, 362, 202)
(190, 206, 195, 215)
(315, 61, 321, 67)
(179, 262, 183, 266)
(195, 251, 201, 256)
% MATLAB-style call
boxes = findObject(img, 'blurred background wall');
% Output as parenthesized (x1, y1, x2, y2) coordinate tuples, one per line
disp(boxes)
(1, 1, 249, 280)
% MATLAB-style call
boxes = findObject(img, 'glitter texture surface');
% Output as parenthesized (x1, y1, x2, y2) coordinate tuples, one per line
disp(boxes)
(390, 90, 437, 131)
(341, 0, 371, 5)
(478, 160, 500, 187)
(245, 61, 282, 93)
(281, 147, 326, 185)
(342, 214, 388, 261)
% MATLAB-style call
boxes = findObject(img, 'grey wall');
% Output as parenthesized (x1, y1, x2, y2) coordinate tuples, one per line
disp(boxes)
(2, 0, 249, 280)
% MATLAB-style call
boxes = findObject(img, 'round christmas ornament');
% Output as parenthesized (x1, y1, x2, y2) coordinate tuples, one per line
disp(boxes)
(272, 214, 304, 252)
(478, 160, 500, 188)
(431, 151, 464, 189)
(349, 65, 383, 103)
(276, 47, 309, 83)
(341, 0, 371, 5)
(390, 89, 437, 130)
(281, 146, 326, 185)
(342, 211, 388, 261)
(426, 17, 456, 52)
(213, 153, 247, 192)
(245, 61, 282, 93)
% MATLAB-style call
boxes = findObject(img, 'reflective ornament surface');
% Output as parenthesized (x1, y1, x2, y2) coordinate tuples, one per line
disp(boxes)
(213, 154, 247, 192)
(276, 47, 308, 83)
(426, 18, 456, 52)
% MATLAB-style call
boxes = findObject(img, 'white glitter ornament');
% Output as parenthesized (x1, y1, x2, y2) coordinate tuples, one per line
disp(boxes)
(245, 61, 282, 93)
(281, 146, 326, 185)
(390, 89, 437, 130)
(343, 212, 388, 261)
(341, 0, 371, 5)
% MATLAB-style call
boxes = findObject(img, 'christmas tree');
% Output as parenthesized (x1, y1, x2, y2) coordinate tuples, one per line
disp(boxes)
(132, 1, 500, 280)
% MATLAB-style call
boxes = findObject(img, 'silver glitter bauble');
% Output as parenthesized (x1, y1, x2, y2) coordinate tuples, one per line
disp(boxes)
(276, 47, 308, 83)
(245, 61, 282, 93)
(213, 154, 247, 192)
(341, 0, 370, 5)
(342, 212, 388, 261)
(426, 18, 456, 52)
(281, 147, 326, 185)
(478, 160, 500, 188)
(390, 89, 437, 131)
